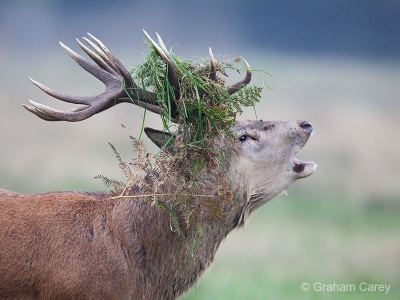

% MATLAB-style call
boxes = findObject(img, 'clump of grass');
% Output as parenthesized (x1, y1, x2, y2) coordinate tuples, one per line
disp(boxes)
(132, 44, 263, 158)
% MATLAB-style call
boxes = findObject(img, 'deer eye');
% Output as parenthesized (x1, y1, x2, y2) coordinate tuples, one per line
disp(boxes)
(239, 135, 248, 142)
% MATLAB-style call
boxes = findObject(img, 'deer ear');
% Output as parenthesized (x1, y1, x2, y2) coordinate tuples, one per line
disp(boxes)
(144, 128, 175, 152)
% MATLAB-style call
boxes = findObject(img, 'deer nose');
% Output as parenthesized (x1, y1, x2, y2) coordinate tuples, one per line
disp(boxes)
(299, 121, 313, 134)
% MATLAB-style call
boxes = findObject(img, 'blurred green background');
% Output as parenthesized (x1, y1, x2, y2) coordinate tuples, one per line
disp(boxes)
(1, 1, 399, 299)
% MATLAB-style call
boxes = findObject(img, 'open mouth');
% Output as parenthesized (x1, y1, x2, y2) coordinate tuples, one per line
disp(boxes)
(291, 147, 317, 178)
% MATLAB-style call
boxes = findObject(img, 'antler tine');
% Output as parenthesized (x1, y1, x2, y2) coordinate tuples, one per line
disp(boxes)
(59, 41, 119, 90)
(77, 38, 119, 76)
(86, 33, 134, 88)
(23, 103, 61, 121)
(23, 99, 100, 121)
(143, 30, 170, 62)
(208, 47, 217, 81)
(84, 34, 156, 104)
(156, 32, 170, 55)
(143, 30, 181, 102)
(28, 77, 92, 105)
(227, 58, 252, 95)
(24, 99, 95, 122)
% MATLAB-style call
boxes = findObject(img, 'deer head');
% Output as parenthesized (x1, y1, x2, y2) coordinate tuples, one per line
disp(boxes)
(23, 31, 317, 224)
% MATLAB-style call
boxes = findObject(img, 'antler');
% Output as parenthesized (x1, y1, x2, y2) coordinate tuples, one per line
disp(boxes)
(227, 59, 252, 95)
(142, 30, 180, 115)
(208, 47, 252, 94)
(24, 32, 181, 122)
(24, 31, 251, 122)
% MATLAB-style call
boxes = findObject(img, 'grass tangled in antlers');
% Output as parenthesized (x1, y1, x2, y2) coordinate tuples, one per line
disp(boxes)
(97, 41, 268, 233)
(133, 44, 264, 155)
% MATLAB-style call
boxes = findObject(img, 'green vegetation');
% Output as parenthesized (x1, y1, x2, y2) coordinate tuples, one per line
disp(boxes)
(180, 196, 400, 300)
(132, 45, 263, 143)
(129, 43, 265, 175)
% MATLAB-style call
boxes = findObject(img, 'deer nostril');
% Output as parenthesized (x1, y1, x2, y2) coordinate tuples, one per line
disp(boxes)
(300, 121, 313, 134)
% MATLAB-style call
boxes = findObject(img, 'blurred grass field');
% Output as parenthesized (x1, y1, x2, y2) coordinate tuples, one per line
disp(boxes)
(180, 195, 400, 299)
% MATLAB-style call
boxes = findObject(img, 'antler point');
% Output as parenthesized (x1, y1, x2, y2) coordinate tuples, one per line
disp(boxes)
(28, 77, 40, 86)
(142, 30, 153, 44)
(58, 41, 70, 52)
(28, 99, 39, 106)
(22, 104, 36, 113)
(156, 32, 169, 55)
(75, 38, 84, 47)
(243, 58, 251, 70)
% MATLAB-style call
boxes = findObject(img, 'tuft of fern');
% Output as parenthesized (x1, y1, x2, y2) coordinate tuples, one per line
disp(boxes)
(96, 136, 236, 237)
(94, 175, 124, 192)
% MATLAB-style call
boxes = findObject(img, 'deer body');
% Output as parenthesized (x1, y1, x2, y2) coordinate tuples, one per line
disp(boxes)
(0, 32, 316, 299)
(0, 189, 235, 299)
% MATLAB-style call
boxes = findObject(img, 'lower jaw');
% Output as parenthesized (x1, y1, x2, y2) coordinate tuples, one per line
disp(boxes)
(292, 158, 318, 178)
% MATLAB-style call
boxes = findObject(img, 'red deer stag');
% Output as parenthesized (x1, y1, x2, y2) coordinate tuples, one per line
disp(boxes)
(0, 31, 317, 299)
